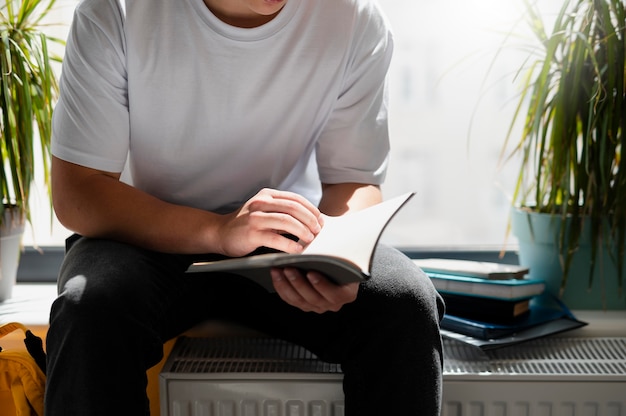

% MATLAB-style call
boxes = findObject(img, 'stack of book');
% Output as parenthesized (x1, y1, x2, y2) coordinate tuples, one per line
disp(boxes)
(414, 258, 541, 321)
(413, 258, 586, 349)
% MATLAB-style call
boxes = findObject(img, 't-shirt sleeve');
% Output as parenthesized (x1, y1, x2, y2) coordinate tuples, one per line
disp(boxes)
(51, 0, 129, 173)
(315, 3, 393, 186)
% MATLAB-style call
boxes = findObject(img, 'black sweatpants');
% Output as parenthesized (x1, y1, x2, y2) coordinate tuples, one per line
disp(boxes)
(45, 236, 444, 415)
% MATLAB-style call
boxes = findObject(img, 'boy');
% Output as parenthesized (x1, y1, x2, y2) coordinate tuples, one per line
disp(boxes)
(45, 0, 444, 414)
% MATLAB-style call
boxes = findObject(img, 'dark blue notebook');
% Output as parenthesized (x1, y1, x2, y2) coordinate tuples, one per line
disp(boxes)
(440, 295, 587, 350)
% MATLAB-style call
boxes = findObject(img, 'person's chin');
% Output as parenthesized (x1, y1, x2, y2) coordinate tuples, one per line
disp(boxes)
(259, 0, 287, 14)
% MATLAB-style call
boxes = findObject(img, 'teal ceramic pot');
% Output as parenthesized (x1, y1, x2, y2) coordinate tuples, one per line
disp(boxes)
(511, 208, 626, 310)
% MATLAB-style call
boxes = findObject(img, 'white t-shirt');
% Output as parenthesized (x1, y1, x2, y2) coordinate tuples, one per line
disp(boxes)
(52, 0, 393, 213)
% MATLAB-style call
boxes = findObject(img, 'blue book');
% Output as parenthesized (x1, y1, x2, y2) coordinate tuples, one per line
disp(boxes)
(423, 271, 546, 300)
(441, 292, 531, 322)
(440, 296, 587, 349)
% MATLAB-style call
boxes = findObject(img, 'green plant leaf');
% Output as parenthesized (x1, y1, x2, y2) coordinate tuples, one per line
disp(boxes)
(500, 0, 626, 304)
(0, 0, 60, 230)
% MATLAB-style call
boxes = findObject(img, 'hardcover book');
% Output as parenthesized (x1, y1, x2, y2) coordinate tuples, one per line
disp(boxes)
(441, 292, 531, 323)
(439, 296, 587, 349)
(422, 271, 546, 300)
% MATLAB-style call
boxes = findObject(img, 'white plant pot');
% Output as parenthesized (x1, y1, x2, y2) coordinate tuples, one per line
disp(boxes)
(0, 209, 25, 302)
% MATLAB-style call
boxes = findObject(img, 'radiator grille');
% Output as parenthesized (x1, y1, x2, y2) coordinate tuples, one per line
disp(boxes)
(443, 337, 626, 378)
(167, 336, 626, 377)
(167, 337, 342, 374)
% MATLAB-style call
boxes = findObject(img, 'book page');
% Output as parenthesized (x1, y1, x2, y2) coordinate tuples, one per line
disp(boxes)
(302, 192, 414, 274)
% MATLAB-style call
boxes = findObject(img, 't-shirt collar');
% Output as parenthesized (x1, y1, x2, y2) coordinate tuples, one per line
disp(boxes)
(190, 0, 303, 41)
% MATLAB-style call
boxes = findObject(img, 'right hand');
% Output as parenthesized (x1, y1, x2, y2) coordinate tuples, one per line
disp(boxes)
(216, 188, 323, 257)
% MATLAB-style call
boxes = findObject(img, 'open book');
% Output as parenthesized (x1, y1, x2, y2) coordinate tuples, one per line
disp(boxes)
(186, 192, 415, 291)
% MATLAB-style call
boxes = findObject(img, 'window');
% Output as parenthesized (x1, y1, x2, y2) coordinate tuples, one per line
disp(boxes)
(23, 0, 561, 253)
(21, 0, 78, 248)
(377, 0, 563, 249)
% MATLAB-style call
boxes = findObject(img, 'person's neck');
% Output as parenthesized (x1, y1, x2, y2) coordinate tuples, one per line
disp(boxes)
(203, 0, 281, 28)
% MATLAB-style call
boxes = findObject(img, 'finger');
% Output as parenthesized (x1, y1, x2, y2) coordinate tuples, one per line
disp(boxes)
(270, 268, 317, 311)
(282, 268, 328, 308)
(252, 211, 318, 243)
(263, 188, 321, 218)
(305, 272, 359, 310)
(247, 211, 319, 253)
(271, 268, 337, 313)
(260, 230, 307, 254)
(271, 268, 357, 313)
(251, 190, 323, 234)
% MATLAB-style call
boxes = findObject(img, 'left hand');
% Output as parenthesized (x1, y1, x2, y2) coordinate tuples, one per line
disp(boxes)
(270, 267, 360, 313)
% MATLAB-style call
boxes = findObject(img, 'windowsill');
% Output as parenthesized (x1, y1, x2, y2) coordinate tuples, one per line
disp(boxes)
(17, 246, 523, 284)
(0, 283, 57, 327)
(0, 283, 56, 350)
(16, 246, 65, 283)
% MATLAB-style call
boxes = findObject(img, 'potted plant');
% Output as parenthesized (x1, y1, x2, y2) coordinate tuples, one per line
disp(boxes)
(0, 0, 61, 301)
(501, 0, 625, 309)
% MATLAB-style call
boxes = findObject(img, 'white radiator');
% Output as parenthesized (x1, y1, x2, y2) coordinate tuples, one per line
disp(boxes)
(160, 337, 344, 416)
(443, 337, 626, 416)
(159, 336, 626, 416)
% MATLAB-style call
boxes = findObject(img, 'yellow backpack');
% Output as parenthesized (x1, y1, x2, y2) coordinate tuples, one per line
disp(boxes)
(0, 322, 46, 416)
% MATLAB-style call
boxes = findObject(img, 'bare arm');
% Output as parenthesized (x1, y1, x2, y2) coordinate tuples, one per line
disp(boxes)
(51, 156, 322, 255)
(318, 183, 382, 216)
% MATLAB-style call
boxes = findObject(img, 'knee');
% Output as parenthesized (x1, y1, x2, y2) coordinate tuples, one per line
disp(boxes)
(366, 245, 445, 328)
(52, 267, 129, 320)
(49, 274, 117, 328)
(54, 237, 170, 317)
(373, 275, 443, 334)
(51, 268, 149, 334)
